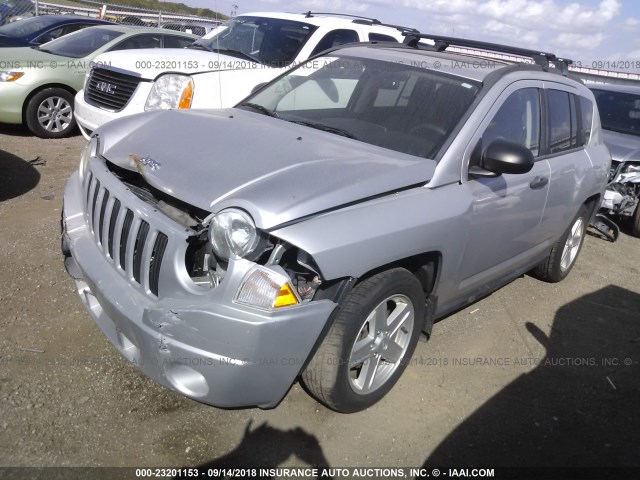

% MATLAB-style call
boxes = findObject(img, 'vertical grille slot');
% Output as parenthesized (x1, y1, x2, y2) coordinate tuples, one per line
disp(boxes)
(107, 199, 121, 258)
(119, 209, 134, 270)
(132, 221, 150, 284)
(85, 172, 93, 207)
(90, 180, 101, 228)
(82, 170, 172, 300)
(149, 233, 168, 296)
(98, 190, 110, 244)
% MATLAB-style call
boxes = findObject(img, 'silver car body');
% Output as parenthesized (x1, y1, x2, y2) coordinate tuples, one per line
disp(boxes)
(62, 46, 610, 408)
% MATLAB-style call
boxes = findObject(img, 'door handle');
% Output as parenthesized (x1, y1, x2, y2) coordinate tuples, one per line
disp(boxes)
(529, 176, 548, 190)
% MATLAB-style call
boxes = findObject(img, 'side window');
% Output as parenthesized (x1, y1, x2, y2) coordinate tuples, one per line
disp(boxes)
(369, 33, 398, 43)
(62, 24, 91, 36)
(37, 26, 66, 43)
(164, 35, 194, 48)
(36, 23, 89, 44)
(569, 94, 578, 147)
(579, 96, 594, 145)
(310, 29, 359, 56)
(482, 88, 541, 157)
(547, 89, 578, 154)
(110, 34, 162, 51)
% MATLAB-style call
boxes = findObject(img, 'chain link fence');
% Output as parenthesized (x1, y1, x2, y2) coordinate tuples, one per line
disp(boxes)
(1, 0, 226, 35)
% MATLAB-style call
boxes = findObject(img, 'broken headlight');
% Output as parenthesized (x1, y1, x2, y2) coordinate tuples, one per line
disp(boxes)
(208, 208, 265, 261)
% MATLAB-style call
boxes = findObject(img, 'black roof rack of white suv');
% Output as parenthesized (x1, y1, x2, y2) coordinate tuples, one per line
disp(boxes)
(302, 11, 419, 33)
(304, 11, 381, 22)
(402, 32, 572, 73)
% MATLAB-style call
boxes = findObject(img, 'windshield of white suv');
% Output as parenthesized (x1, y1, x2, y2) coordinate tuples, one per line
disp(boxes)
(592, 89, 640, 137)
(36, 27, 123, 58)
(192, 16, 318, 67)
(239, 55, 481, 158)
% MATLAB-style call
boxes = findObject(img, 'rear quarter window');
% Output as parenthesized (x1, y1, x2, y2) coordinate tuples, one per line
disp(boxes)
(579, 96, 594, 144)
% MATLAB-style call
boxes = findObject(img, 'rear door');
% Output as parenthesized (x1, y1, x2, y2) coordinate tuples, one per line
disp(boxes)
(538, 83, 595, 239)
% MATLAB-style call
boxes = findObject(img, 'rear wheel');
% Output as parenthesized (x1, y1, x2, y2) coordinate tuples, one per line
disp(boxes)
(533, 205, 589, 282)
(25, 88, 76, 139)
(301, 268, 424, 413)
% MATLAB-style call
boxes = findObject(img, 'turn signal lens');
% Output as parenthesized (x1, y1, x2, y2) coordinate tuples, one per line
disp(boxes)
(178, 79, 194, 109)
(235, 266, 300, 310)
(274, 283, 299, 309)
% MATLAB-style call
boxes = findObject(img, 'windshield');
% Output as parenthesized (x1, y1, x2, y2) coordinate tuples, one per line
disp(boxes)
(592, 89, 640, 137)
(0, 15, 61, 37)
(193, 16, 317, 67)
(239, 55, 480, 158)
(37, 27, 123, 58)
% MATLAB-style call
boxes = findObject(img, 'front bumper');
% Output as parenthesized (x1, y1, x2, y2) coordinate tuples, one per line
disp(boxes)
(62, 165, 336, 408)
(0, 81, 30, 124)
(74, 83, 153, 139)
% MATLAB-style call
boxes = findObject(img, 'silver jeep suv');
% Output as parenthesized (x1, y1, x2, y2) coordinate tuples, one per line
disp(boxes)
(62, 34, 609, 413)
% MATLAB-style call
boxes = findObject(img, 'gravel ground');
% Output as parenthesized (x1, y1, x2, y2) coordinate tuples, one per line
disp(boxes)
(1, 124, 639, 475)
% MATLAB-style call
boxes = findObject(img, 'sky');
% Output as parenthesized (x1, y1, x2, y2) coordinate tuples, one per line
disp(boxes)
(188, 0, 640, 71)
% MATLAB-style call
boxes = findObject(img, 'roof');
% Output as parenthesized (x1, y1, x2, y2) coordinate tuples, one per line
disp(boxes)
(88, 24, 199, 37)
(24, 14, 113, 23)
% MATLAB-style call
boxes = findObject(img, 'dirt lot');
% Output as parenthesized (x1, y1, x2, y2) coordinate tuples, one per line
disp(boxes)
(1, 124, 639, 475)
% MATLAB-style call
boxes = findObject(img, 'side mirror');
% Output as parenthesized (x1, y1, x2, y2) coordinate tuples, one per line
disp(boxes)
(250, 82, 268, 94)
(470, 139, 535, 177)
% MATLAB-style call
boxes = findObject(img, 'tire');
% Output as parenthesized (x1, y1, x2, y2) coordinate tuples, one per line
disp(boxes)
(301, 268, 424, 413)
(533, 205, 589, 282)
(632, 204, 640, 238)
(25, 88, 76, 139)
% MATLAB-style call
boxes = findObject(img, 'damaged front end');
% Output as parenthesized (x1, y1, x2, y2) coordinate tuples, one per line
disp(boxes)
(590, 160, 640, 241)
(61, 142, 340, 408)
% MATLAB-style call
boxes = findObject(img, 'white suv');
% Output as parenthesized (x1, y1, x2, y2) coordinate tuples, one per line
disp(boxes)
(74, 12, 410, 138)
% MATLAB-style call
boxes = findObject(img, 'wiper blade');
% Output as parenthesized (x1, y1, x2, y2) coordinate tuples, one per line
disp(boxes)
(288, 120, 358, 140)
(212, 48, 260, 63)
(239, 103, 278, 118)
(187, 43, 212, 52)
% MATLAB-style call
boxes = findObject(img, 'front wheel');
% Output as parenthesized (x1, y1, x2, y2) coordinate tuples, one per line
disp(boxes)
(25, 88, 76, 139)
(301, 268, 424, 413)
(533, 205, 589, 282)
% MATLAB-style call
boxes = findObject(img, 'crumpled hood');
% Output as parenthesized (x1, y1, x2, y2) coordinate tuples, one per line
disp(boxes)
(97, 109, 435, 229)
(94, 48, 257, 80)
(603, 129, 640, 163)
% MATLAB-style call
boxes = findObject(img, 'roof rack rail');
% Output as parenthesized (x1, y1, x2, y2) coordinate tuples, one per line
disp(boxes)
(302, 12, 419, 34)
(303, 11, 381, 23)
(402, 32, 572, 72)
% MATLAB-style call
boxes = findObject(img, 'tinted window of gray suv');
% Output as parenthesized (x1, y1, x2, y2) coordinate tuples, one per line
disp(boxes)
(580, 96, 594, 143)
(482, 88, 541, 157)
(548, 89, 573, 154)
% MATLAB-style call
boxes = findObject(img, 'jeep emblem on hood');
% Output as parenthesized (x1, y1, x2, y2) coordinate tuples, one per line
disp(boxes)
(129, 154, 161, 173)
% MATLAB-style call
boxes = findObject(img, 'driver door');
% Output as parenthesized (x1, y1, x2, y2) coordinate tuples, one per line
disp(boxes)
(458, 82, 551, 296)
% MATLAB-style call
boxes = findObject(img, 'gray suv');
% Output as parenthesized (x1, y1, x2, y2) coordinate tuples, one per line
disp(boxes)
(62, 34, 610, 413)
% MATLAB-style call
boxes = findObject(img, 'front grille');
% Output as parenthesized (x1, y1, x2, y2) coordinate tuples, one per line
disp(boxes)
(84, 67, 142, 112)
(84, 171, 168, 297)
